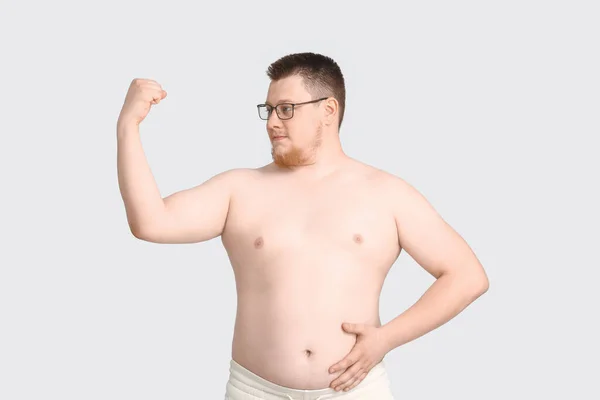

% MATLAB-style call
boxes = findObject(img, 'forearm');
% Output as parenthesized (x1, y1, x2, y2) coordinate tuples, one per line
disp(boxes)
(116, 122, 165, 235)
(380, 271, 487, 352)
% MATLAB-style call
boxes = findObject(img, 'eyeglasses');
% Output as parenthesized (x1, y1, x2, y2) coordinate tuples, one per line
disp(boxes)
(257, 97, 328, 120)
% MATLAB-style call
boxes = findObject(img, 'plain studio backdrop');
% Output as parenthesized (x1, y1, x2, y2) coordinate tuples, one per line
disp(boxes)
(1, 1, 598, 399)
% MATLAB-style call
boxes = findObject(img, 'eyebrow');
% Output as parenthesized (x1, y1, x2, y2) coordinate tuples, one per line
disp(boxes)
(264, 99, 294, 106)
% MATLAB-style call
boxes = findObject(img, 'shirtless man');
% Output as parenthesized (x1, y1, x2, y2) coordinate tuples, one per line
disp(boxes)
(116, 52, 489, 399)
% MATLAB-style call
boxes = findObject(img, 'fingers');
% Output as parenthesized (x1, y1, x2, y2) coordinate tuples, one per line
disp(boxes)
(346, 371, 368, 391)
(330, 351, 360, 373)
(151, 91, 166, 104)
(131, 78, 167, 104)
(337, 372, 361, 392)
(330, 362, 363, 392)
(132, 78, 161, 88)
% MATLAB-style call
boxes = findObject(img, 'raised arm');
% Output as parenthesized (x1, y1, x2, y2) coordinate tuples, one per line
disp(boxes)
(116, 78, 243, 244)
(143, 168, 243, 243)
(116, 121, 241, 243)
(116, 120, 242, 244)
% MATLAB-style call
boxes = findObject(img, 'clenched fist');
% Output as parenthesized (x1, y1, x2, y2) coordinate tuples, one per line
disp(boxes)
(118, 78, 167, 127)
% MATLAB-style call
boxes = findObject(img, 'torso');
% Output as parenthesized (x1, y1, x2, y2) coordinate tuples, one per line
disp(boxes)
(221, 159, 402, 389)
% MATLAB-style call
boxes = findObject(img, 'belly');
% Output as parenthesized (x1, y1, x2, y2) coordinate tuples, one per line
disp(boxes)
(230, 254, 386, 389)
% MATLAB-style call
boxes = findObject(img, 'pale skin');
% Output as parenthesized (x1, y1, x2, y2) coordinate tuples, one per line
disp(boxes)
(117, 76, 489, 392)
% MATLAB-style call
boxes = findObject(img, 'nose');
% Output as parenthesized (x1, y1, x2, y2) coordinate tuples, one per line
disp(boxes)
(266, 108, 283, 131)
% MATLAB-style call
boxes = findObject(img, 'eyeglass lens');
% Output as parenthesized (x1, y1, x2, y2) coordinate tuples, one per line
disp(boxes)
(258, 104, 293, 120)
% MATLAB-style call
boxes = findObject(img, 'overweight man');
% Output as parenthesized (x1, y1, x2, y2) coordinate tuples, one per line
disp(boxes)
(116, 52, 489, 400)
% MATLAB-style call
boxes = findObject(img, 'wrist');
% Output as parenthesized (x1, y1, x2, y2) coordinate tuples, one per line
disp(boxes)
(379, 323, 396, 353)
(117, 120, 139, 137)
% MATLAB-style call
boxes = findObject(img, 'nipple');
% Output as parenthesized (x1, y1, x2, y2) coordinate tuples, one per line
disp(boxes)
(254, 237, 264, 249)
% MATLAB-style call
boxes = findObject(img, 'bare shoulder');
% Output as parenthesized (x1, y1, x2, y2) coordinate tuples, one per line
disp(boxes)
(207, 165, 278, 197)
(176, 167, 260, 201)
(346, 160, 438, 219)
(207, 166, 261, 185)
(346, 159, 414, 192)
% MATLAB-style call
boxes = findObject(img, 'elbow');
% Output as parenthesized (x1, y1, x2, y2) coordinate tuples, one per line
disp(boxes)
(458, 277, 488, 306)
(456, 267, 489, 299)
(477, 265, 490, 293)
(131, 228, 146, 240)
(474, 279, 489, 298)
(470, 272, 489, 297)
(130, 227, 147, 241)
(129, 222, 154, 241)
(466, 260, 490, 295)
(480, 275, 490, 293)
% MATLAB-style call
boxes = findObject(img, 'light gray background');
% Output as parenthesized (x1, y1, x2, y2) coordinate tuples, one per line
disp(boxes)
(1, 0, 598, 399)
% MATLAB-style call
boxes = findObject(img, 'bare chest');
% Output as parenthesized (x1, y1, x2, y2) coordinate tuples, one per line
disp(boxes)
(222, 177, 400, 270)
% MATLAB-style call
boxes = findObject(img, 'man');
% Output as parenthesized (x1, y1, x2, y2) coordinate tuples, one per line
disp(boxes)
(116, 52, 489, 399)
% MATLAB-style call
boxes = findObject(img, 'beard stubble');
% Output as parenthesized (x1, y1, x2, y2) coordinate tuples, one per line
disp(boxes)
(271, 123, 323, 167)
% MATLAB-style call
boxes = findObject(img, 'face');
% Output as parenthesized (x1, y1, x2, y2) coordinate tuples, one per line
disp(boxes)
(263, 75, 324, 167)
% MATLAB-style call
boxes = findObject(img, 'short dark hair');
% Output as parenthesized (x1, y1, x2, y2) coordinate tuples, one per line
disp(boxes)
(266, 52, 346, 130)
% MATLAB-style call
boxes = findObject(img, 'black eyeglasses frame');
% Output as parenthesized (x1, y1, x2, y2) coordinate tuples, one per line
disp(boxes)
(256, 97, 329, 120)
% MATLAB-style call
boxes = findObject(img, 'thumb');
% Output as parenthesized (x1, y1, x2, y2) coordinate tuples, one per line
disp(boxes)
(342, 322, 364, 334)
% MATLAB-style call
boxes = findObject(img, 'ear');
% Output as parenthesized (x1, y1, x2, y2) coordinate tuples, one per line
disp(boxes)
(323, 97, 338, 126)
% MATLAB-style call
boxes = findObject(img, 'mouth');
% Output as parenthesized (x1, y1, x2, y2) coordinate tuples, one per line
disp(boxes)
(272, 136, 287, 141)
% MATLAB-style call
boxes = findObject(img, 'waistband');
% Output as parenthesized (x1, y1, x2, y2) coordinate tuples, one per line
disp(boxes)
(227, 358, 390, 400)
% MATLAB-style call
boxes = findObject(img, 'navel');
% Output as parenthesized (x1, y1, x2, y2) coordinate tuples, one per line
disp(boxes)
(353, 234, 364, 244)
(253, 236, 264, 249)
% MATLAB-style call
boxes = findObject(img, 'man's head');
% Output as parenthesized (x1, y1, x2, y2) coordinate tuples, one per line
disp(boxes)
(258, 52, 346, 167)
